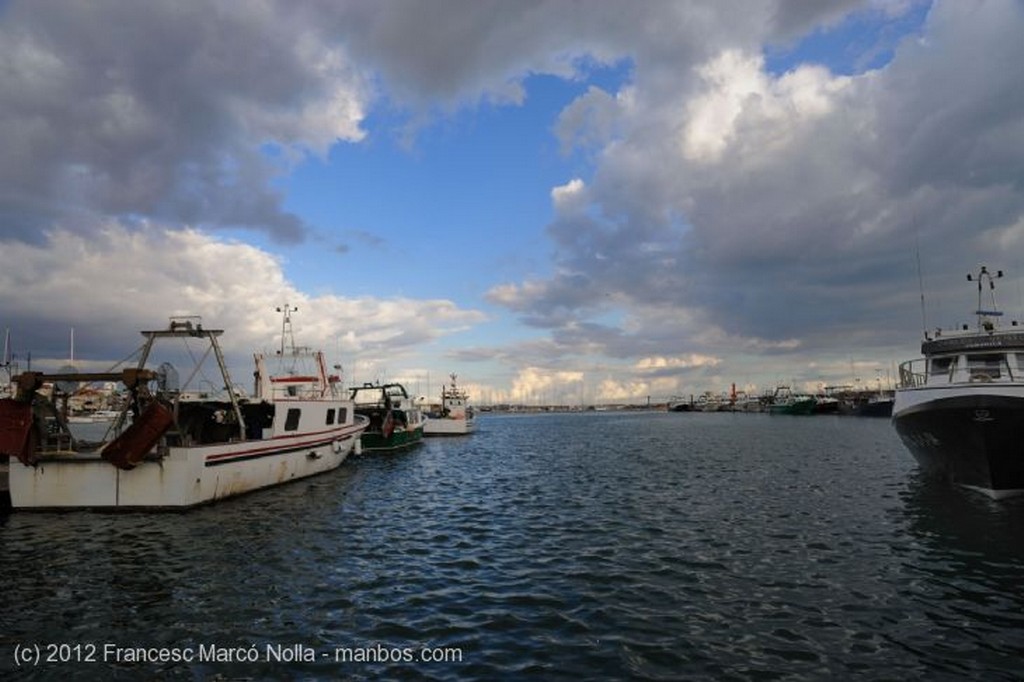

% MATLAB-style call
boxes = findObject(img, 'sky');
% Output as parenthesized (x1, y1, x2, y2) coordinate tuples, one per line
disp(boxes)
(2, 0, 1024, 405)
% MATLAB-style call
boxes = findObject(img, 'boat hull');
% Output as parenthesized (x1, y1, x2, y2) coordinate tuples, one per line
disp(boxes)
(892, 388, 1024, 498)
(423, 417, 475, 436)
(8, 427, 363, 510)
(813, 399, 840, 414)
(855, 399, 894, 417)
(358, 425, 424, 453)
(768, 400, 816, 415)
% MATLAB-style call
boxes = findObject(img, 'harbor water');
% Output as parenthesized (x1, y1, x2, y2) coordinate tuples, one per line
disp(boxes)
(2, 412, 1023, 680)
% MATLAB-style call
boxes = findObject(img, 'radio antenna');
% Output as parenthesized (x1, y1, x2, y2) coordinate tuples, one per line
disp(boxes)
(915, 228, 928, 339)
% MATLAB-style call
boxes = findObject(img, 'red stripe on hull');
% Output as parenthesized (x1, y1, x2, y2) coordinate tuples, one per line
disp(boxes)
(203, 425, 363, 464)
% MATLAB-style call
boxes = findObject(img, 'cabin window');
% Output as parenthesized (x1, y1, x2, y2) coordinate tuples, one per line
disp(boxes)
(967, 353, 1003, 381)
(287, 385, 298, 397)
(337, 407, 348, 424)
(326, 408, 336, 425)
(929, 356, 955, 377)
(285, 408, 301, 431)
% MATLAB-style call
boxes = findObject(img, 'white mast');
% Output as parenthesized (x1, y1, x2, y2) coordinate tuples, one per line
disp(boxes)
(276, 304, 298, 356)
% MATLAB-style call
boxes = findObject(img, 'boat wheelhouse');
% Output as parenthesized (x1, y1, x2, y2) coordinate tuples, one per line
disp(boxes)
(767, 386, 816, 415)
(893, 266, 1024, 498)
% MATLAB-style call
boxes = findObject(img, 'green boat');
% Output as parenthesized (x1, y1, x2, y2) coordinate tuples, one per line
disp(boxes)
(767, 386, 816, 415)
(349, 382, 425, 453)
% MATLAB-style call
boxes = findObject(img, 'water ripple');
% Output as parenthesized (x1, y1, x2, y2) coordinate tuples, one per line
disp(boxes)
(2, 412, 1023, 680)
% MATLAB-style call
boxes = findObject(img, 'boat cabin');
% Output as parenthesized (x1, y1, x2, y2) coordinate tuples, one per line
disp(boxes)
(898, 329, 1024, 388)
(898, 266, 1024, 390)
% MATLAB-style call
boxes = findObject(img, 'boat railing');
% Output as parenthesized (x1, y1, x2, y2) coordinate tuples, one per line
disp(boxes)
(898, 359, 928, 388)
(898, 356, 1019, 388)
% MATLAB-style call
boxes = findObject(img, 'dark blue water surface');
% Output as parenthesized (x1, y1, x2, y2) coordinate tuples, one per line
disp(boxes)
(2, 412, 1023, 680)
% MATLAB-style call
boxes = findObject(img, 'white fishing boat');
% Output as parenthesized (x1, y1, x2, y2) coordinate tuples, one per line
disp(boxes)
(0, 309, 367, 510)
(894, 266, 1024, 498)
(423, 374, 476, 436)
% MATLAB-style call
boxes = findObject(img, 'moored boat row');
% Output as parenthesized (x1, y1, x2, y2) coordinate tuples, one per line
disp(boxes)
(4, 267, 1018, 507)
(0, 308, 478, 511)
(668, 386, 894, 416)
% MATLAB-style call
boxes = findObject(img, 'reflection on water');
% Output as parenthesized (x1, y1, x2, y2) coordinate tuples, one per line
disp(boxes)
(894, 472, 1024, 674)
(900, 471, 1024, 557)
(1, 412, 1022, 680)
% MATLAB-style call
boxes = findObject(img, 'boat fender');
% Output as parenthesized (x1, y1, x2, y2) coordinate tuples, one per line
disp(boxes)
(0, 398, 38, 465)
(100, 400, 174, 470)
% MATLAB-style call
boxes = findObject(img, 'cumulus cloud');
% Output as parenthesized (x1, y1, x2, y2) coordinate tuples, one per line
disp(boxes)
(492, 0, 1024, 372)
(635, 354, 722, 373)
(509, 366, 584, 403)
(462, 0, 1024, 399)
(682, 50, 851, 162)
(0, 223, 484, 376)
(551, 178, 588, 214)
(555, 86, 624, 155)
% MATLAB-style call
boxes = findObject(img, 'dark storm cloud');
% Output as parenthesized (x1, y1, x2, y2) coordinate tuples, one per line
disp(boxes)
(322, 0, 856, 108)
(0, 0, 366, 243)
(767, 0, 870, 38)
(872, 0, 1024, 197)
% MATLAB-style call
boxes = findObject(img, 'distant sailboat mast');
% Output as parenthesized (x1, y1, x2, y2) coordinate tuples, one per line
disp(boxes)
(915, 233, 928, 339)
(2, 328, 10, 384)
(55, 327, 79, 398)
